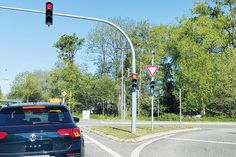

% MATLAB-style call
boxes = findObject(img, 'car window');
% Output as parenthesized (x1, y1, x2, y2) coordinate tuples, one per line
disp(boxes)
(0, 106, 73, 126)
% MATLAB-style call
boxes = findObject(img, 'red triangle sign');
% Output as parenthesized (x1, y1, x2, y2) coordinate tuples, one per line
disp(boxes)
(146, 65, 159, 77)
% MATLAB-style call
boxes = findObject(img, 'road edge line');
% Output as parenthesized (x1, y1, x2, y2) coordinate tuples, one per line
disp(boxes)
(83, 133, 122, 157)
(130, 135, 172, 157)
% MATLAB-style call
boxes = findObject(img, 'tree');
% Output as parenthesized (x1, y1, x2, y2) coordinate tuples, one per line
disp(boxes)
(33, 70, 50, 101)
(54, 34, 85, 65)
(87, 18, 152, 116)
(8, 72, 42, 102)
(146, 0, 236, 116)
(87, 18, 151, 78)
(49, 34, 85, 111)
(48, 64, 81, 99)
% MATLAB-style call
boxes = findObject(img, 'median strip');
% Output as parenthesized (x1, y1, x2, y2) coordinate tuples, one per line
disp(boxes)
(84, 126, 200, 142)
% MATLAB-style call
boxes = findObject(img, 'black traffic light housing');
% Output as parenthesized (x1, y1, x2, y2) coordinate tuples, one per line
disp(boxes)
(150, 81, 155, 95)
(150, 81, 155, 89)
(131, 73, 138, 90)
(132, 78, 138, 89)
(46, 2, 53, 26)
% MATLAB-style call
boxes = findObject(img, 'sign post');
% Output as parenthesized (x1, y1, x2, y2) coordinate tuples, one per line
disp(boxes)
(62, 91, 67, 104)
(146, 51, 159, 131)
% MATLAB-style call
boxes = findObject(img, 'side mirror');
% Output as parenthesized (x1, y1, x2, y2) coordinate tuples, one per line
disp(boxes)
(73, 117, 80, 123)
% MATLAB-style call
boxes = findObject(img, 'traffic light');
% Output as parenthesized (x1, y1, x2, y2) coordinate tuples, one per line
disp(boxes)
(132, 78, 138, 89)
(45, 2, 53, 26)
(131, 73, 138, 89)
(150, 81, 155, 89)
(150, 81, 155, 95)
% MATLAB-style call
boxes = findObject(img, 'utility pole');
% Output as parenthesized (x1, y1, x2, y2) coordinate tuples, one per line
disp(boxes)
(179, 88, 182, 127)
(0, 5, 138, 133)
(123, 79, 126, 120)
(137, 59, 142, 117)
(121, 49, 124, 120)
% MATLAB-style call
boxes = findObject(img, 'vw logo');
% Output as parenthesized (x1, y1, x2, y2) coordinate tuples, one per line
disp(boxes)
(29, 134, 37, 142)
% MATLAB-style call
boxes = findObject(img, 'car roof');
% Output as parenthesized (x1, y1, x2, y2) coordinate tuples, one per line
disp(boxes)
(0, 102, 68, 109)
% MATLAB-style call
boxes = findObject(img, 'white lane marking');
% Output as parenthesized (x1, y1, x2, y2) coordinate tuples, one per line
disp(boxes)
(84, 140, 94, 144)
(131, 135, 173, 157)
(166, 137, 236, 145)
(83, 134, 122, 157)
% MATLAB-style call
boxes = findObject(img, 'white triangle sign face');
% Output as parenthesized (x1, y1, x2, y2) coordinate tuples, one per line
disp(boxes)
(146, 65, 159, 77)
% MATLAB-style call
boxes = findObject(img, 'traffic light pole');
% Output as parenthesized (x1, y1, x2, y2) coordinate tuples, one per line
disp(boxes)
(151, 51, 154, 131)
(0, 5, 137, 133)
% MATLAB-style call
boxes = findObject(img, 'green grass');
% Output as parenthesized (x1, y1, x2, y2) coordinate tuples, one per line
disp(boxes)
(88, 126, 190, 140)
(90, 114, 120, 120)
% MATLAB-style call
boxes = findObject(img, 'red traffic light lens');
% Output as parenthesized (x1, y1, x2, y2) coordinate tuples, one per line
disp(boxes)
(46, 2, 53, 10)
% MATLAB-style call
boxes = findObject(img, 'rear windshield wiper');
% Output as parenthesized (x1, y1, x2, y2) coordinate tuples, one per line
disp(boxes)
(32, 122, 61, 125)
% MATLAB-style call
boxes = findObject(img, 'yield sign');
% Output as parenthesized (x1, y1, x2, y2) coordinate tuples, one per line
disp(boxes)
(146, 65, 159, 77)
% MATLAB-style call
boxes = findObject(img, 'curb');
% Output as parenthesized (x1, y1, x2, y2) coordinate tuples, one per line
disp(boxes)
(82, 126, 201, 143)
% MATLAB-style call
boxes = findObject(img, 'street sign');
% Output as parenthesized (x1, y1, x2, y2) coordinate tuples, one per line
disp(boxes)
(146, 65, 159, 77)
(62, 91, 67, 97)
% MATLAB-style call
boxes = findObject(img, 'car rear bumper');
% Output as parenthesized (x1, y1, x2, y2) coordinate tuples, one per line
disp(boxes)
(0, 150, 82, 157)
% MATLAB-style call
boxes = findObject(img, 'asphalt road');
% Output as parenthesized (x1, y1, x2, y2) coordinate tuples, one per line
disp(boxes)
(78, 120, 236, 157)
(139, 127, 236, 157)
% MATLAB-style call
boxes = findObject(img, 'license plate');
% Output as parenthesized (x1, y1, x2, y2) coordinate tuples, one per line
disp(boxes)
(24, 155, 50, 157)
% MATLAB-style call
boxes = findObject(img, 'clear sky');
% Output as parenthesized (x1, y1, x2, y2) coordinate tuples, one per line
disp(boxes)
(0, 0, 196, 94)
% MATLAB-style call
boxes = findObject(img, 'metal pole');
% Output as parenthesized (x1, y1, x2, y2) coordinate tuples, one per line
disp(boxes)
(62, 97, 65, 104)
(179, 88, 182, 127)
(151, 51, 154, 131)
(0, 5, 137, 133)
(121, 49, 124, 120)
(124, 80, 126, 120)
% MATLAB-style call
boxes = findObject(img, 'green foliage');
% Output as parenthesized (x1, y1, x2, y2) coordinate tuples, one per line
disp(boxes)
(159, 113, 180, 121)
(54, 34, 84, 64)
(8, 72, 42, 102)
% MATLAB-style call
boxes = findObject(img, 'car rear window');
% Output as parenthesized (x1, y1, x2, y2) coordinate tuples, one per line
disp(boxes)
(0, 106, 73, 126)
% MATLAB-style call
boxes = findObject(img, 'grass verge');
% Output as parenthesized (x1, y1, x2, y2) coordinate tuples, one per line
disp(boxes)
(88, 126, 191, 140)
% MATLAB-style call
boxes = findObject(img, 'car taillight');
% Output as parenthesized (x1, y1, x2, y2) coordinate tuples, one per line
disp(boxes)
(57, 128, 80, 138)
(0, 132, 7, 139)
(23, 106, 46, 109)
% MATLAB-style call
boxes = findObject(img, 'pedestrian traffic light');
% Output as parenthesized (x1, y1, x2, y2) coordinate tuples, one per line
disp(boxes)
(45, 2, 53, 26)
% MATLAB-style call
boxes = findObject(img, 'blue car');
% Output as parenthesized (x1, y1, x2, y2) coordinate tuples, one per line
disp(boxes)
(0, 103, 84, 157)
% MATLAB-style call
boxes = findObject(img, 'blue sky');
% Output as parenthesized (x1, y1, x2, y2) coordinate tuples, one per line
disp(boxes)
(0, 0, 196, 94)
